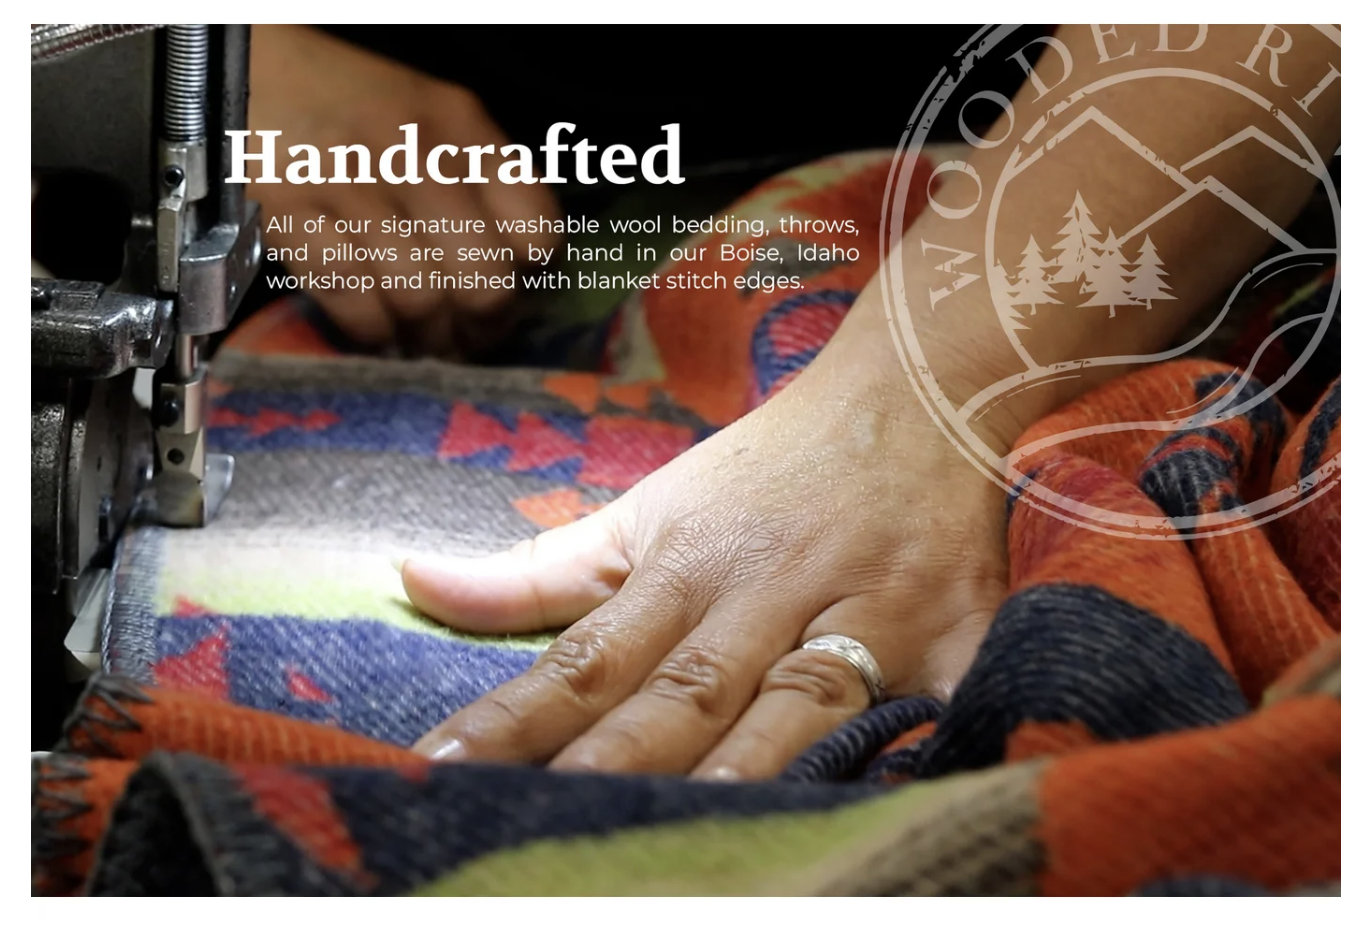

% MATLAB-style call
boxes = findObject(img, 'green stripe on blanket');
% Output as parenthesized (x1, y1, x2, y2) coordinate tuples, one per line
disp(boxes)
(412, 762, 1043, 896)
(153, 531, 550, 649)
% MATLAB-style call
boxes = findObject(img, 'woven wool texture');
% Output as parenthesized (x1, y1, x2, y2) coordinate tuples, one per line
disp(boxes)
(33, 151, 1340, 895)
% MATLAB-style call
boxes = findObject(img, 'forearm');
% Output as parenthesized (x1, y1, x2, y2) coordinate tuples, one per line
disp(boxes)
(821, 24, 1340, 446)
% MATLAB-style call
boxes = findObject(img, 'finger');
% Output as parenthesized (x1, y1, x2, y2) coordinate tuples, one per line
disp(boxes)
(315, 287, 395, 347)
(394, 311, 455, 360)
(412, 560, 710, 764)
(548, 590, 809, 774)
(479, 166, 561, 257)
(397, 304, 520, 361)
(426, 85, 560, 255)
(396, 183, 518, 314)
(920, 601, 997, 703)
(296, 206, 395, 345)
(690, 648, 869, 781)
(448, 300, 524, 358)
(343, 191, 437, 323)
(691, 598, 899, 781)
(399, 500, 633, 635)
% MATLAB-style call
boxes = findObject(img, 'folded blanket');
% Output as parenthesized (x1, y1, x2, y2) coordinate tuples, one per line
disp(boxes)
(32, 151, 1340, 896)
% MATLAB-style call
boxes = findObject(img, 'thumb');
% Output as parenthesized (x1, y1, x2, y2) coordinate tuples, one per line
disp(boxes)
(397, 496, 636, 634)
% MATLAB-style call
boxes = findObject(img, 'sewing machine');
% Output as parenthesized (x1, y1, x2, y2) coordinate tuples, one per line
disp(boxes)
(31, 25, 262, 747)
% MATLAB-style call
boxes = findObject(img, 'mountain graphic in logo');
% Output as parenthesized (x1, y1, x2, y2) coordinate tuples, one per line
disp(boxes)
(990, 107, 1323, 334)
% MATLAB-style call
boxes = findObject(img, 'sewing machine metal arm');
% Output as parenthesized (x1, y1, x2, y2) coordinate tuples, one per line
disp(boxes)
(31, 24, 261, 747)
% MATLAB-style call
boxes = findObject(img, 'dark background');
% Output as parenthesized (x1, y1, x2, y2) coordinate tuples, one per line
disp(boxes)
(323, 26, 1051, 189)
(33, 26, 1051, 337)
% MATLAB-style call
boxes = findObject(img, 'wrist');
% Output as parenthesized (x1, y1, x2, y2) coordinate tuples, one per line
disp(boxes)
(808, 286, 1035, 456)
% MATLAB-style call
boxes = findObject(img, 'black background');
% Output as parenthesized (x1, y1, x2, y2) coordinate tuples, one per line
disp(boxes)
(323, 25, 1052, 185)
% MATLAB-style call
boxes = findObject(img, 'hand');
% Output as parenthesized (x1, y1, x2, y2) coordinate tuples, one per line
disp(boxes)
(248, 25, 559, 349)
(398, 330, 1009, 779)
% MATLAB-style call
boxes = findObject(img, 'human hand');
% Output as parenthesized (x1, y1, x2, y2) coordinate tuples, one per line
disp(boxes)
(248, 25, 559, 349)
(398, 328, 1010, 779)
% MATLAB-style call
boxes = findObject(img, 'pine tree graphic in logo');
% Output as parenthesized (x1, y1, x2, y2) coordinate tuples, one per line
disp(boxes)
(1080, 229, 1137, 317)
(1129, 235, 1175, 310)
(988, 259, 1023, 329)
(883, 29, 1340, 540)
(992, 191, 1175, 323)
(1050, 192, 1102, 289)
(1011, 235, 1058, 317)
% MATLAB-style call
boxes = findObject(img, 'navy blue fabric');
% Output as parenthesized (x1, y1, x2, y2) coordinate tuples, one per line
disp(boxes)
(211, 389, 453, 455)
(1138, 443, 1244, 521)
(1137, 372, 1287, 523)
(328, 759, 883, 893)
(781, 696, 943, 783)
(157, 617, 538, 746)
(89, 755, 362, 895)
(1193, 372, 1288, 455)
(88, 751, 886, 895)
(1300, 380, 1340, 483)
(916, 583, 1249, 777)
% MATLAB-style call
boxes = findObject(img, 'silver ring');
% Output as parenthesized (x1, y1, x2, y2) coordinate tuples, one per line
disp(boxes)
(801, 634, 887, 705)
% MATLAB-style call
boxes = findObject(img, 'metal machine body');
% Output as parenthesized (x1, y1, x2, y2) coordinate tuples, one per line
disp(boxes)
(31, 25, 262, 747)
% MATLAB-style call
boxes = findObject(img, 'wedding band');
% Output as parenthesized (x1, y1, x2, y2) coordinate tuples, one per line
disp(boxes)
(801, 634, 887, 705)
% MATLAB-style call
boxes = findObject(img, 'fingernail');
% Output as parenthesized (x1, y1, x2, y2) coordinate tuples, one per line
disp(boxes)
(698, 765, 741, 782)
(390, 553, 408, 574)
(401, 554, 476, 580)
(415, 735, 467, 762)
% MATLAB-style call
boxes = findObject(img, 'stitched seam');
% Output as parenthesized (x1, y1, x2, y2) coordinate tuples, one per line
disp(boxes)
(54, 676, 153, 760)
(32, 754, 94, 895)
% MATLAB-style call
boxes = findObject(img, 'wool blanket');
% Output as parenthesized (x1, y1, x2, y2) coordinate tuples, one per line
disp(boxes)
(33, 151, 1340, 895)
